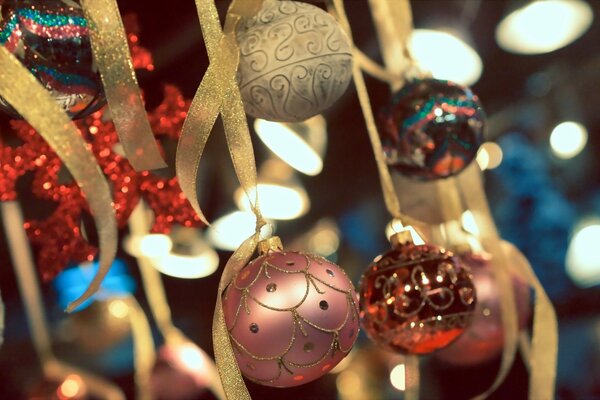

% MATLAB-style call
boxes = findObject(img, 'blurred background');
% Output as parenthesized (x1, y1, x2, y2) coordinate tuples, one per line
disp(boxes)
(1, 0, 600, 399)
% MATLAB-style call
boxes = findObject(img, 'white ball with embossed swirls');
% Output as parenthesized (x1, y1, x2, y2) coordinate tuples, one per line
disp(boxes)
(236, 0, 353, 122)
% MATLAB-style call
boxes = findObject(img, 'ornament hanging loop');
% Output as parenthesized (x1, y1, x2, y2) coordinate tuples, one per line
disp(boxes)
(258, 236, 283, 255)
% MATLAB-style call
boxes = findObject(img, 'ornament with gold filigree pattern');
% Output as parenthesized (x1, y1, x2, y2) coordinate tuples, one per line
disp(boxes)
(222, 236, 359, 387)
(236, 0, 353, 122)
(359, 231, 477, 355)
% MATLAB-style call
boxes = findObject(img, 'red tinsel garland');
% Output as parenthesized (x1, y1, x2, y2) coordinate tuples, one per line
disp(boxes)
(0, 18, 204, 280)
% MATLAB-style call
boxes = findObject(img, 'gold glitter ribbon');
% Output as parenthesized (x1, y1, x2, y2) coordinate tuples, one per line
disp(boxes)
(367, 0, 413, 91)
(454, 165, 519, 400)
(0, 48, 117, 313)
(178, 0, 264, 398)
(329, 1, 419, 398)
(329, 0, 402, 222)
(457, 164, 557, 399)
(123, 295, 156, 400)
(80, 0, 167, 172)
(502, 241, 558, 400)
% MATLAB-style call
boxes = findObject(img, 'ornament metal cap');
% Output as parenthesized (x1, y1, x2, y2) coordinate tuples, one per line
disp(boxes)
(258, 236, 283, 255)
(390, 231, 414, 248)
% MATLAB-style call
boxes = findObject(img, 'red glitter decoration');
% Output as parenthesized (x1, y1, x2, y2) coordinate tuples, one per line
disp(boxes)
(0, 18, 203, 280)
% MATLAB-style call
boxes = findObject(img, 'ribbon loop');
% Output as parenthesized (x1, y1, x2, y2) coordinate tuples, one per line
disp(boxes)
(81, 0, 167, 172)
(176, 0, 264, 398)
(0, 47, 117, 313)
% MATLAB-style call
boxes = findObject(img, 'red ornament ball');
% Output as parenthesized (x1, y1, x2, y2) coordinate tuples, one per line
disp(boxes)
(379, 79, 485, 180)
(359, 239, 477, 355)
(223, 240, 359, 387)
(435, 251, 531, 366)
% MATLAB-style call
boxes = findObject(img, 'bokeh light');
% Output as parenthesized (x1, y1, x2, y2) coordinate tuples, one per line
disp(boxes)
(496, 0, 593, 54)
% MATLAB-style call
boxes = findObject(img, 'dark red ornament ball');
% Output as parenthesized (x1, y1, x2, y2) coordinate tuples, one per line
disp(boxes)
(359, 242, 477, 355)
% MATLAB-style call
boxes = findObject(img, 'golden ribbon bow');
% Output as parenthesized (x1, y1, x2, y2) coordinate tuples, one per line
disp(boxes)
(0, 47, 117, 313)
(176, 0, 264, 398)
(80, 0, 167, 172)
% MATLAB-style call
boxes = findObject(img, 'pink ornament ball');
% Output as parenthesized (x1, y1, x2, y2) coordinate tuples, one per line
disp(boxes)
(223, 249, 359, 388)
(435, 251, 531, 366)
(150, 343, 210, 400)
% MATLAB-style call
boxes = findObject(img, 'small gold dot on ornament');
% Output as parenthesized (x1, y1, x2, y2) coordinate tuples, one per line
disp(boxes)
(326, 269, 335, 277)
(266, 283, 277, 292)
(319, 300, 329, 310)
(247, 363, 256, 371)
(303, 342, 314, 353)
(249, 323, 259, 333)
(483, 308, 491, 317)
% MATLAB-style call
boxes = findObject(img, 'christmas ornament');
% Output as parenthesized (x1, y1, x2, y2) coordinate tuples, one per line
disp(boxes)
(236, 0, 353, 122)
(150, 344, 210, 400)
(435, 251, 531, 366)
(380, 78, 485, 180)
(0, 0, 105, 119)
(56, 299, 131, 357)
(360, 232, 477, 355)
(223, 237, 359, 387)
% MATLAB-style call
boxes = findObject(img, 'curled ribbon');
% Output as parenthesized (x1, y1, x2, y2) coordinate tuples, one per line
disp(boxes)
(457, 165, 557, 400)
(129, 202, 225, 400)
(504, 242, 558, 400)
(124, 295, 157, 400)
(176, 0, 264, 398)
(0, 47, 117, 313)
(328, 1, 421, 398)
(329, 0, 402, 222)
(80, 0, 167, 172)
(453, 165, 519, 400)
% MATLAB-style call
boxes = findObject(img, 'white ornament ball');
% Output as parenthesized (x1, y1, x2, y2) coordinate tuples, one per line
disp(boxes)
(236, 0, 353, 122)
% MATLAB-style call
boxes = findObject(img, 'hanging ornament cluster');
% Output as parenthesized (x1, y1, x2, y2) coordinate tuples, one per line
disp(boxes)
(359, 232, 477, 355)
(379, 78, 485, 180)
(0, 0, 105, 119)
(0, 20, 203, 280)
(223, 237, 359, 387)
(435, 249, 531, 366)
(236, 0, 353, 122)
